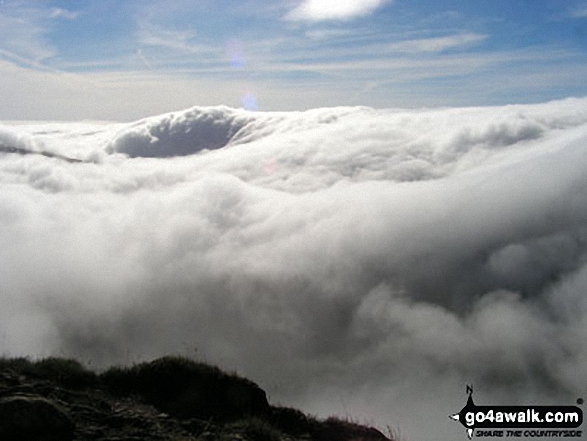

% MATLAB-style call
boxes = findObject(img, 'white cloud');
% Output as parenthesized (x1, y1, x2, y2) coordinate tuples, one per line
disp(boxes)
(304, 28, 355, 40)
(286, 0, 391, 22)
(138, 24, 204, 54)
(570, 5, 587, 18)
(49, 8, 80, 20)
(0, 6, 56, 62)
(2, 99, 587, 441)
(387, 33, 488, 53)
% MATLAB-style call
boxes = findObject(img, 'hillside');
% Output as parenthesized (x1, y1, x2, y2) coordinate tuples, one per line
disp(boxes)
(0, 356, 392, 441)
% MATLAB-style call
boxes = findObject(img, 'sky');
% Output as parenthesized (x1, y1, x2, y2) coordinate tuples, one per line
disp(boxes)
(2, 3, 587, 440)
(1, 0, 587, 120)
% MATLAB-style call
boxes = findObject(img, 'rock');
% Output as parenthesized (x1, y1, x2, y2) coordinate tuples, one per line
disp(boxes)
(0, 395, 74, 441)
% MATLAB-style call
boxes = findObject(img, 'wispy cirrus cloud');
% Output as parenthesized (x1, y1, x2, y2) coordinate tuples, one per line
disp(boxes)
(386, 33, 488, 54)
(566, 1, 587, 18)
(304, 28, 356, 40)
(0, 6, 56, 62)
(134, 5, 221, 66)
(139, 24, 201, 53)
(0, 4, 79, 64)
(286, 0, 391, 22)
(49, 8, 80, 20)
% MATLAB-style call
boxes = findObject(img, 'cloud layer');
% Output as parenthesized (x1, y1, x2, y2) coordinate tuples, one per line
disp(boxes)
(1, 98, 587, 440)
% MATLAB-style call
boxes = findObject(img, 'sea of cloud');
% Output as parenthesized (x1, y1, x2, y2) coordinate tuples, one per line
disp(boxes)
(1, 97, 587, 440)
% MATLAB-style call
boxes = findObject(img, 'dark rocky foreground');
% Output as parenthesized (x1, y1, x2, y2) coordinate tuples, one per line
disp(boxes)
(0, 356, 393, 441)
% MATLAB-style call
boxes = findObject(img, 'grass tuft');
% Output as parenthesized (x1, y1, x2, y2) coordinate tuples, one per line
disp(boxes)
(0, 356, 97, 389)
(101, 355, 269, 421)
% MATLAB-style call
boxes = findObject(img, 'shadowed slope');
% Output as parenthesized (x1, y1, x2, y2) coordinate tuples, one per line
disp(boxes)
(107, 106, 256, 158)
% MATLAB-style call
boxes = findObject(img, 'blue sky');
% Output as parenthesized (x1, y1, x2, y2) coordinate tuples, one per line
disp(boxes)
(1, 0, 587, 120)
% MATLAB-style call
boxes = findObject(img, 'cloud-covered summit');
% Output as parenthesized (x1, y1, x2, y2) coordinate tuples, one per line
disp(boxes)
(1, 98, 587, 440)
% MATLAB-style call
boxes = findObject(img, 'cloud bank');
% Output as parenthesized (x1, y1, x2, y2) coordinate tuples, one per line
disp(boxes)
(1, 97, 587, 440)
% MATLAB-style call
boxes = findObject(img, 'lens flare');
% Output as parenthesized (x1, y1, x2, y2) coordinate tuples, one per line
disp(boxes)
(226, 40, 245, 69)
(263, 158, 279, 175)
(226, 40, 258, 110)
(242, 93, 258, 111)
